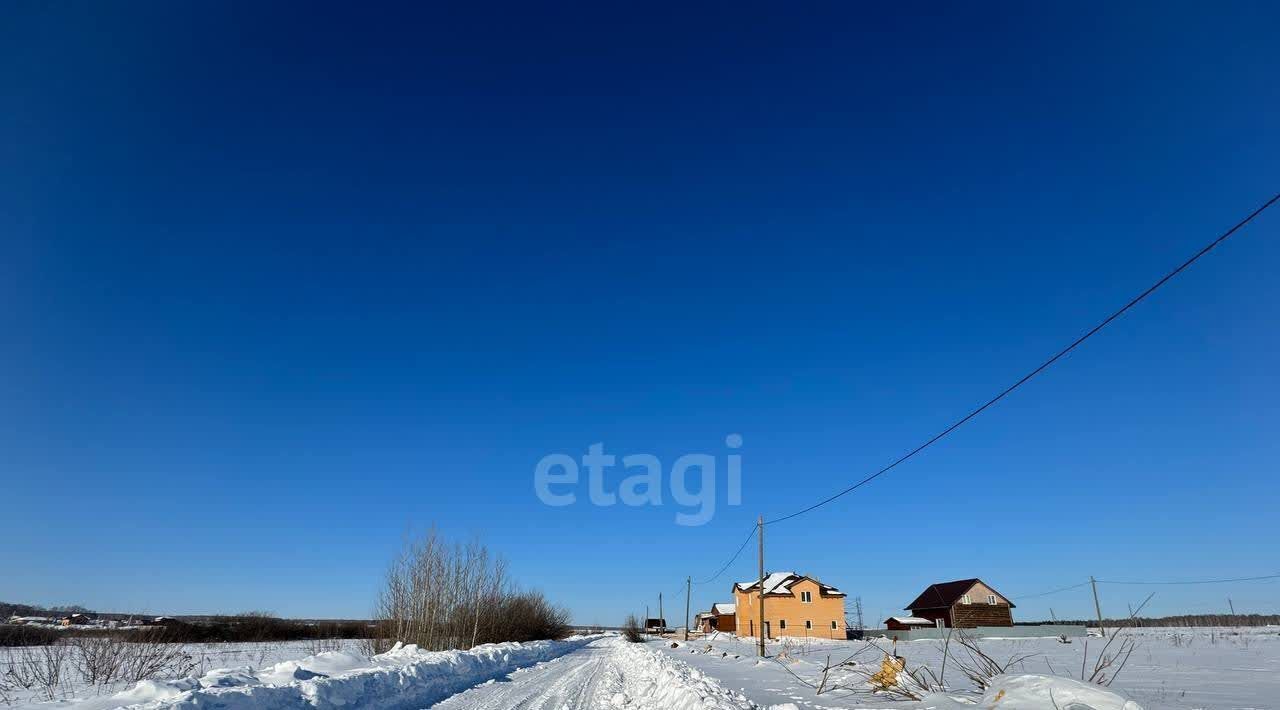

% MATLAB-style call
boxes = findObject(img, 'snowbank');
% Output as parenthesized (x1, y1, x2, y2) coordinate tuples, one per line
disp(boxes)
(17, 636, 600, 710)
(610, 640, 759, 709)
(921, 674, 1144, 710)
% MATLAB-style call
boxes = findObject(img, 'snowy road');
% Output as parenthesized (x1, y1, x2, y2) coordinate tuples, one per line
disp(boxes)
(430, 637, 617, 709)
(426, 636, 759, 709)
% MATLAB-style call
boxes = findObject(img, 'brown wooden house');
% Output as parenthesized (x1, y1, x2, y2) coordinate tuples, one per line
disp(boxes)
(904, 578, 1014, 628)
(701, 602, 737, 633)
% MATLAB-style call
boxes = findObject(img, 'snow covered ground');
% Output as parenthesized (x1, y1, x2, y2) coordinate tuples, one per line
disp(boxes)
(662, 626, 1280, 709)
(433, 635, 755, 709)
(7, 635, 757, 710)
(1, 640, 365, 706)
(7, 637, 605, 709)
(6, 626, 1276, 709)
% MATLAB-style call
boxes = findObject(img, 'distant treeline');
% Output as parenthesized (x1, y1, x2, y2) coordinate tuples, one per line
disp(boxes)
(2, 603, 375, 647)
(1022, 613, 1280, 628)
(1, 602, 92, 619)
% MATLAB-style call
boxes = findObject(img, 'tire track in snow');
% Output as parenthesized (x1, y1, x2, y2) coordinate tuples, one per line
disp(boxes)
(428, 637, 760, 710)
(428, 637, 615, 709)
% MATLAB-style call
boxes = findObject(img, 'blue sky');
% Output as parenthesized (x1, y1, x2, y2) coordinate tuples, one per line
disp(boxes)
(2, 2, 1278, 625)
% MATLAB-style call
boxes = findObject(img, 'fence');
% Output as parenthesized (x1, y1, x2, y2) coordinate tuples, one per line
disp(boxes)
(851, 624, 1088, 641)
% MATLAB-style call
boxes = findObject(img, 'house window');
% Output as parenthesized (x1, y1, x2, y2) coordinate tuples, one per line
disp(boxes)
(779, 619, 786, 630)
(961, 595, 971, 605)
(987, 594, 997, 605)
(805, 620, 812, 630)
(831, 621, 838, 629)
(800, 591, 812, 603)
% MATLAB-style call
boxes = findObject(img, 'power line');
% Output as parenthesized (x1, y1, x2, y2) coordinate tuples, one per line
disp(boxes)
(1097, 573, 1280, 586)
(1008, 573, 1280, 602)
(1012, 581, 1092, 599)
(693, 526, 757, 585)
(765, 191, 1280, 525)
(675, 192, 1279, 604)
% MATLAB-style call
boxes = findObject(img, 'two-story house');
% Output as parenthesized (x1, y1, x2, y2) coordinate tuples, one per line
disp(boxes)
(903, 578, 1015, 628)
(732, 571, 846, 639)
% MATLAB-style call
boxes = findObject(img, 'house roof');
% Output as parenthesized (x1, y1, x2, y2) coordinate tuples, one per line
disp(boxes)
(711, 602, 736, 615)
(736, 571, 796, 595)
(735, 571, 846, 597)
(904, 578, 1015, 610)
(885, 616, 934, 626)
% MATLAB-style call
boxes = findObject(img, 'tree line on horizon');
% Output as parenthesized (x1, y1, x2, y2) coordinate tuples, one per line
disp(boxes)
(1022, 613, 1280, 628)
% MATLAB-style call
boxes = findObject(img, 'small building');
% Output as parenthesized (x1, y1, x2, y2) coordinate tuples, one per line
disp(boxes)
(644, 618, 667, 634)
(8, 616, 53, 625)
(884, 616, 935, 631)
(696, 612, 713, 632)
(700, 603, 736, 633)
(60, 613, 93, 626)
(904, 578, 1014, 628)
(733, 571, 847, 639)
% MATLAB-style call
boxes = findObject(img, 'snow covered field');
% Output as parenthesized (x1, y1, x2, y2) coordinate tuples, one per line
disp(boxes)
(5, 635, 755, 710)
(2, 640, 363, 707)
(5, 626, 1276, 709)
(663, 626, 1280, 709)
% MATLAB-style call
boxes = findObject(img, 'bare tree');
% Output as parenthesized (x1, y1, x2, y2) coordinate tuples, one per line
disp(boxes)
(374, 528, 568, 652)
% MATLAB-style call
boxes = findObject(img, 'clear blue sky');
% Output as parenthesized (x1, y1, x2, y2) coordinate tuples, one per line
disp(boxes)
(3, 2, 1278, 625)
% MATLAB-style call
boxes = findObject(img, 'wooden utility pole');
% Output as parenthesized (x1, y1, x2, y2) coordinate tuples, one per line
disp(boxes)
(1090, 576, 1106, 638)
(684, 576, 691, 641)
(658, 593, 663, 634)
(757, 515, 766, 658)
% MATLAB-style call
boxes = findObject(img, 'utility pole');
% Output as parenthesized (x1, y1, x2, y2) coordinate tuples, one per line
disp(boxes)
(1090, 576, 1106, 638)
(684, 576, 691, 641)
(1049, 608, 1057, 622)
(659, 593, 663, 634)
(1228, 598, 1236, 615)
(645, 604, 649, 636)
(757, 515, 766, 658)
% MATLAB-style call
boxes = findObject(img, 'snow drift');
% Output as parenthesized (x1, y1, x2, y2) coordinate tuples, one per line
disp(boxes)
(18, 636, 600, 710)
(921, 674, 1144, 710)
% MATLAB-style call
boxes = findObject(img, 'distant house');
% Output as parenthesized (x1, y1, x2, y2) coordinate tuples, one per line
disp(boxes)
(733, 571, 846, 639)
(904, 578, 1014, 628)
(60, 613, 92, 626)
(884, 616, 935, 631)
(699, 603, 737, 633)
(8, 616, 53, 625)
(644, 618, 667, 633)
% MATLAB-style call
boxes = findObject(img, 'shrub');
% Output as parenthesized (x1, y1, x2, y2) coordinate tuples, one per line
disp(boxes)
(487, 592, 571, 644)
(621, 615, 644, 643)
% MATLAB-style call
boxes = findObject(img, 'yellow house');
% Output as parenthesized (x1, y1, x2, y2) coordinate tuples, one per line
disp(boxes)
(733, 571, 847, 639)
